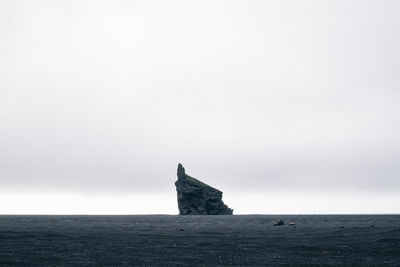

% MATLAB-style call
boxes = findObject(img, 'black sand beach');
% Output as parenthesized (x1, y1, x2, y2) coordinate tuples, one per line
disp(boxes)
(0, 215, 399, 266)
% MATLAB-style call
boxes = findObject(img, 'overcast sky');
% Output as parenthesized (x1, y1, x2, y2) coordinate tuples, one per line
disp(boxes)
(1, 0, 399, 214)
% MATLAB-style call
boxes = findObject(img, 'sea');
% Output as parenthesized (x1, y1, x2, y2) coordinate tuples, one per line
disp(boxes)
(0, 215, 399, 266)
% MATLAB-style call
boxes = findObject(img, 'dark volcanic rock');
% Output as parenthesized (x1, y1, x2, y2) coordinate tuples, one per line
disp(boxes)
(274, 219, 284, 226)
(175, 164, 233, 215)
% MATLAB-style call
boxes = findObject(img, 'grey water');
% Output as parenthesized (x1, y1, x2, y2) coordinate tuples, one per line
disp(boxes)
(0, 215, 399, 266)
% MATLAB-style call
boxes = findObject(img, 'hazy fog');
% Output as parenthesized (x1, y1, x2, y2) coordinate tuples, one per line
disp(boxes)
(1, 0, 399, 213)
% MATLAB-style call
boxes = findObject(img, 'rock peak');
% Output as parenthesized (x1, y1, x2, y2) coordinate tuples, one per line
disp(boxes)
(177, 163, 186, 179)
(175, 164, 233, 215)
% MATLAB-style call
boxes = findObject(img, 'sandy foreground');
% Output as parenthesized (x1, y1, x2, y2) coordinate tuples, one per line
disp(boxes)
(0, 215, 399, 266)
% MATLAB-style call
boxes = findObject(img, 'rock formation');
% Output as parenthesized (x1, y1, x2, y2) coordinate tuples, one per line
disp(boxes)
(175, 163, 233, 215)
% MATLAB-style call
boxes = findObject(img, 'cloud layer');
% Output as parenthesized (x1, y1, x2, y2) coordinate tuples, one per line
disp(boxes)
(1, 0, 399, 208)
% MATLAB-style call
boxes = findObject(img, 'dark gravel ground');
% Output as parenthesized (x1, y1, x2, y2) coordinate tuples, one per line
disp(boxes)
(0, 215, 399, 266)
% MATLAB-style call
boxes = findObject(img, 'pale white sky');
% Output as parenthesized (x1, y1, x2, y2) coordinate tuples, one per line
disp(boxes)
(1, 0, 399, 214)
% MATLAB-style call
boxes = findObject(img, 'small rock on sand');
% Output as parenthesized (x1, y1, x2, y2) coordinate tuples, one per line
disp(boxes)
(274, 219, 284, 226)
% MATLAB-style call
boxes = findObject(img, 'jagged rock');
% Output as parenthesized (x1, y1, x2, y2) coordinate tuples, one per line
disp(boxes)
(175, 164, 233, 215)
(274, 219, 284, 226)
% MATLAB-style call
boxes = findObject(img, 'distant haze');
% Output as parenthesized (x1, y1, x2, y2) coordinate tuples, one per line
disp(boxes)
(1, 0, 399, 214)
